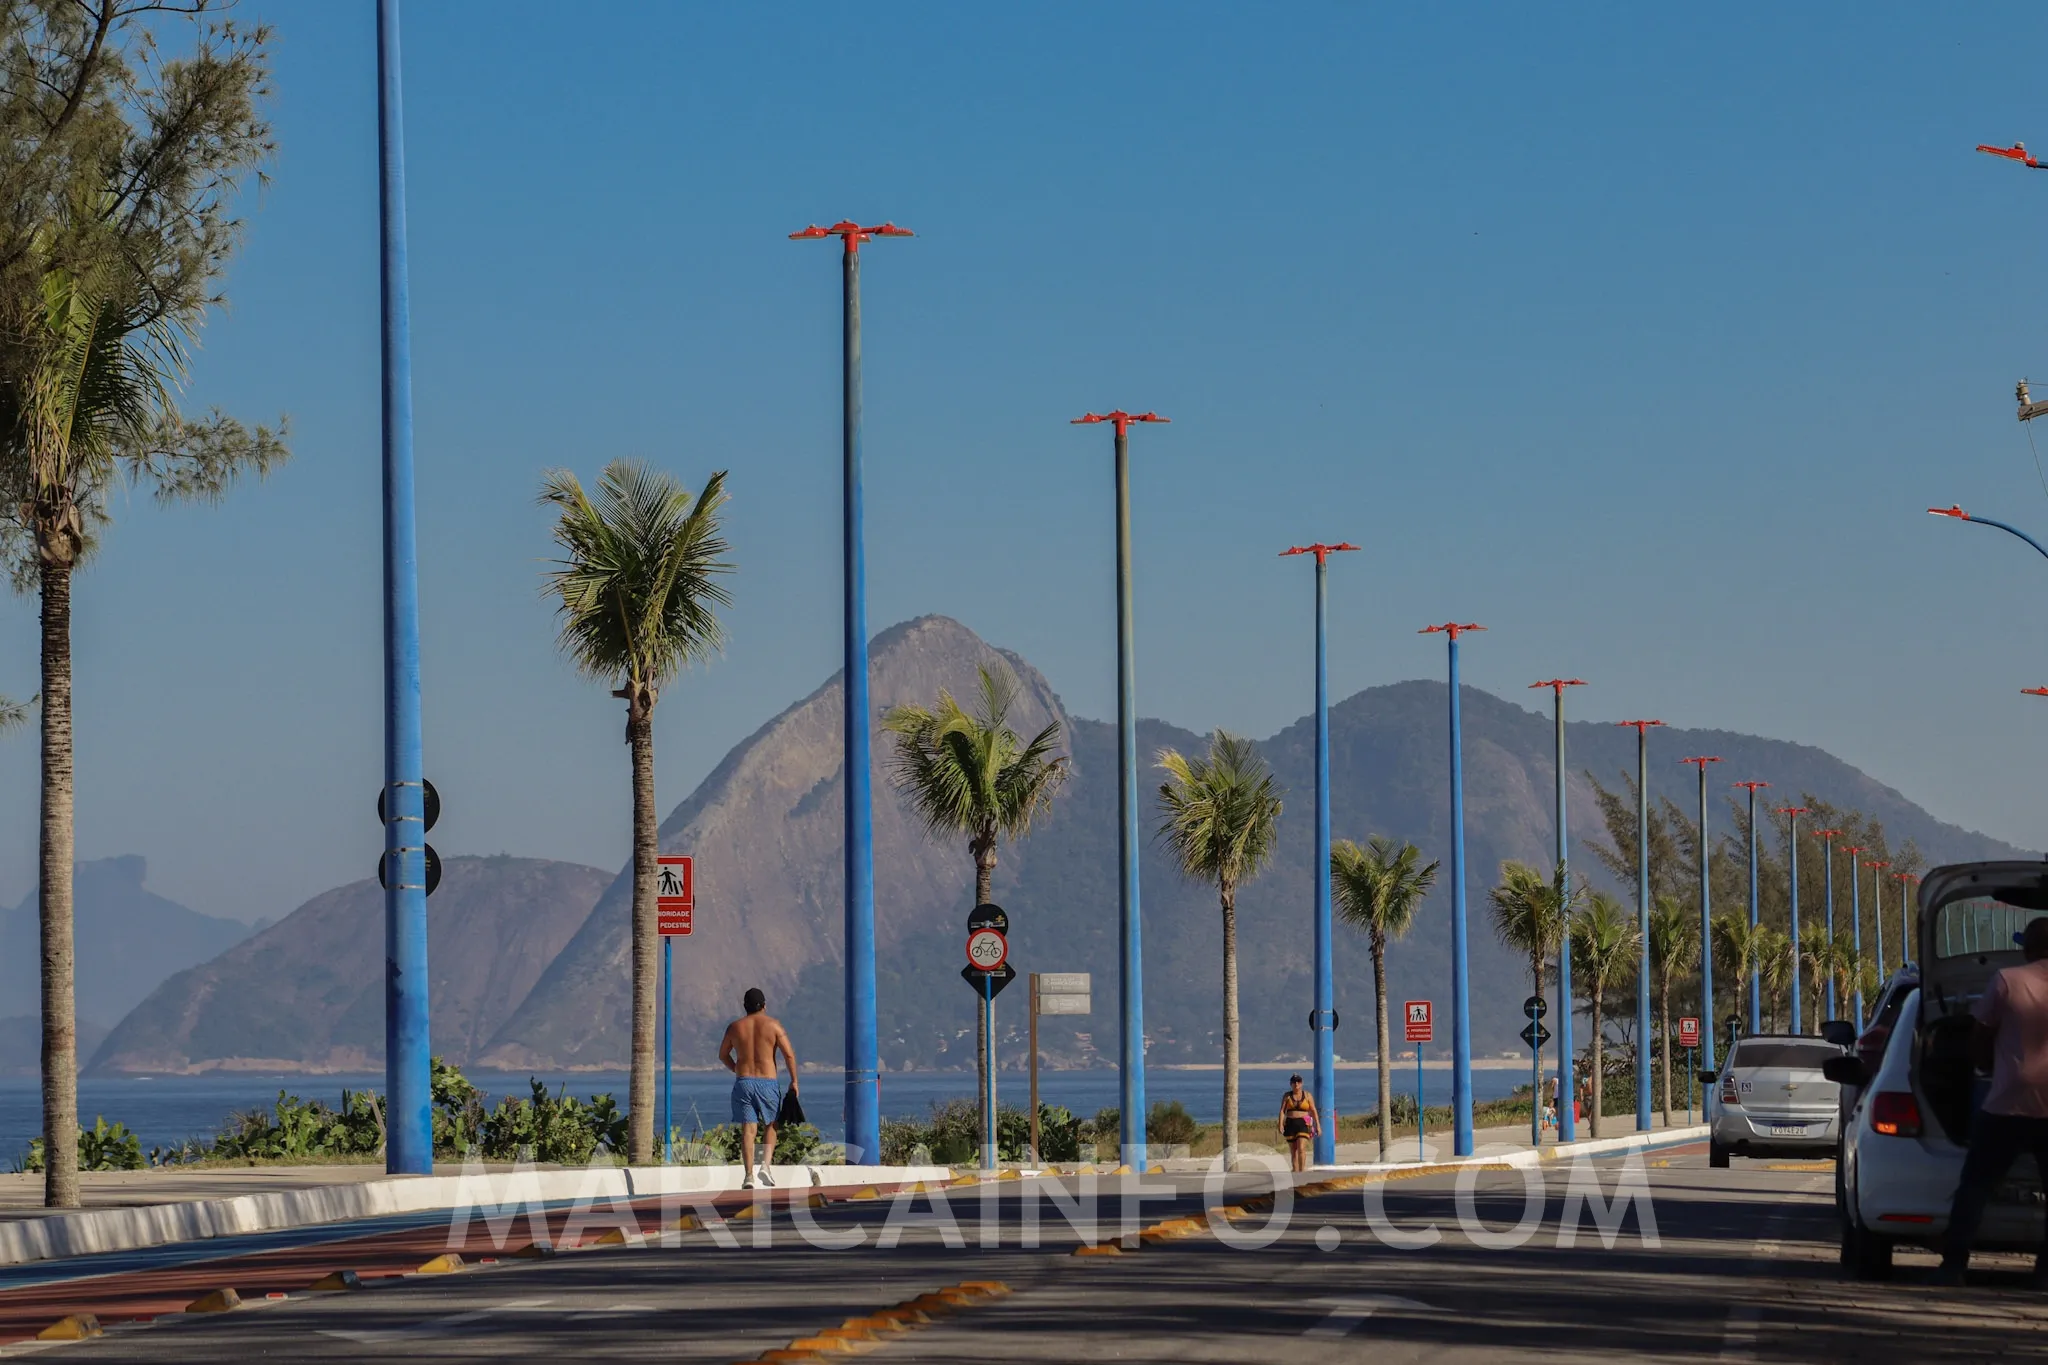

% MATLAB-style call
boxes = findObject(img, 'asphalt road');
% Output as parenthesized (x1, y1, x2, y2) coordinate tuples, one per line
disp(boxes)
(24, 1147, 2048, 1362)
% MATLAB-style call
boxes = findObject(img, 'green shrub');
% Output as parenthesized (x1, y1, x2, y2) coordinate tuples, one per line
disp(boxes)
(1147, 1100, 1199, 1148)
(18, 1117, 145, 1173)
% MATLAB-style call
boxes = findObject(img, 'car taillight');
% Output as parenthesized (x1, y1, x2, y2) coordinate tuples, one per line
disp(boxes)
(1870, 1091, 1922, 1138)
(1719, 1075, 1739, 1105)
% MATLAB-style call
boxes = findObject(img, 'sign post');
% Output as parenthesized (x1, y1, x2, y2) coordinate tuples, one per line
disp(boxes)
(1678, 1016, 1701, 1123)
(1030, 973, 1090, 1164)
(657, 855, 694, 1162)
(1405, 1002, 1433, 1161)
(964, 904, 1009, 1170)
(1523, 995, 1548, 1146)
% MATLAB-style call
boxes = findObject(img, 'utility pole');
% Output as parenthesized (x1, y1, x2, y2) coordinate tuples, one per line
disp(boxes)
(1895, 873, 1920, 971)
(1531, 679, 1588, 1143)
(1843, 845, 1867, 1028)
(1680, 757, 1722, 1074)
(1733, 782, 1770, 1035)
(1075, 410, 1169, 1169)
(1868, 860, 1890, 980)
(1282, 543, 1358, 1167)
(790, 217, 913, 1164)
(1423, 623, 1485, 1156)
(1616, 720, 1664, 1129)
(1774, 807, 1809, 1033)
(1812, 828, 1841, 1022)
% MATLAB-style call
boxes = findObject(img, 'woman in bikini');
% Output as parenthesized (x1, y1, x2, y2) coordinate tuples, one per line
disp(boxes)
(1278, 1074, 1319, 1172)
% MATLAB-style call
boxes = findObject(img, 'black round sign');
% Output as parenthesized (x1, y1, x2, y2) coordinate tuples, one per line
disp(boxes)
(1523, 995, 1547, 1020)
(967, 902, 1008, 934)
(377, 780, 440, 834)
(376, 844, 442, 896)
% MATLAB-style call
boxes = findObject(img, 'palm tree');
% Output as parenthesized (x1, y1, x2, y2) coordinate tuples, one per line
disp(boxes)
(1757, 927, 1793, 1033)
(1799, 925, 1838, 1032)
(1647, 894, 1699, 1126)
(3, 249, 284, 1208)
(0, 696, 31, 734)
(539, 460, 731, 1164)
(1156, 732, 1282, 1171)
(1571, 892, 1638, 1139)
(1487, 860, 1570, 1133)
(1713, 912, 1764, 1032)
(882, 664, 1068, 1120)
(1333, 836, 1439, 1160)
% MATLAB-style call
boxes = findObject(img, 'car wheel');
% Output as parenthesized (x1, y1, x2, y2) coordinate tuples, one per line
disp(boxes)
(1844, 1218, 1894, 1281)
(1710, 1140, 1730, 1169)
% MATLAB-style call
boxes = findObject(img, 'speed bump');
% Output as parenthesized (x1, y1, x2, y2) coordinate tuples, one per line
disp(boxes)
(186, 1287, 242, 1313)
(36, 1314, 101, 1340)
(415, 1253, 466, 1274)
(307, 1270, 362, 1292)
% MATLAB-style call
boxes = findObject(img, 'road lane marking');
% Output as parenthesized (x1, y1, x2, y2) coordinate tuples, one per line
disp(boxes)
(1717, 1172, 1827, 1361)
(1303, 1295, 1431, 1337)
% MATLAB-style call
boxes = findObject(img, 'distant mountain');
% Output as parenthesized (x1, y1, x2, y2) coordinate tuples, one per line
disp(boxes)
(479, 615, 2026, 1079)
(90, 856, 609, 1073)
(0, 856, 251, 1032)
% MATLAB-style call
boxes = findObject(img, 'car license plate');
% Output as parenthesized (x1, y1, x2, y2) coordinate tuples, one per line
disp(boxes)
(1768, 1124, 1807, 1137)
(1997, 1181, 2045, 1205)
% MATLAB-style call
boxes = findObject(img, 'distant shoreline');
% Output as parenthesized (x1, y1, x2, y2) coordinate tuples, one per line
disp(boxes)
(78, 1056, 1539, 1079)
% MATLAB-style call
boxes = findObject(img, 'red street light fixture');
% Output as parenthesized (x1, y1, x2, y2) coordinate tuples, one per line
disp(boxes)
(2025, 688, 2048, 698)
(1280, 542, 1360, 563)
(788, 220, 915, 249)
(1927, 504, 2048, 560)
(1072, 410, 1170, 436)
(1978, 142, 2045, 169)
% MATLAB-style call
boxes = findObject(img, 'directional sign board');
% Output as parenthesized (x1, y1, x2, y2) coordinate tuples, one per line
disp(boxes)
(1404, 1001, 1433, 1044)
(1523, 995, 1547, 1020)
(966, 928, 1008, 971)
(1520, 1021, 1551, 1049)
(962, 963, 1017, 997)
(658, 855, 694, 936)
(1035, 972, 1091, 1016)
(1677, 1016, 1701, 1049)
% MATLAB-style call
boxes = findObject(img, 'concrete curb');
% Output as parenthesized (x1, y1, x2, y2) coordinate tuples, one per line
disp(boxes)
(1301, 1124, 1711, 1176)
(0, 1163, 952, 1268)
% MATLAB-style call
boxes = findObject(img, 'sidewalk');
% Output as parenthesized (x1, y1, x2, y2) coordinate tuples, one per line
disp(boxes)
(1332, 1109, 1708, 1166)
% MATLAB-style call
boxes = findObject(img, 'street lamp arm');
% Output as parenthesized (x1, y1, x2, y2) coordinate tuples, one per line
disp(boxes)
(1928, 505, 2048, 563)
(1978, 142, 2046, 169)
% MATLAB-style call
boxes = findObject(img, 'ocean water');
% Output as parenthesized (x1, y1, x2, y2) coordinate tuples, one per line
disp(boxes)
(0, 1065, 1532, 1162)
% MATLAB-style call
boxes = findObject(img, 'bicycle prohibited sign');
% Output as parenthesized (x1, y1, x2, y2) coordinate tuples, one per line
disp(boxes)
(966, 927, 1008, 971)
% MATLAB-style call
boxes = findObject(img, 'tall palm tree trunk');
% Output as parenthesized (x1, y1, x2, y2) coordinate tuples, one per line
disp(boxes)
(1220, 881, 1240, 1170)
(1658, 977, 1672, 1128)
(973, 848, 994, 1151)
(1373, 934, 1391, 1160)
(39, 562, 77, 1208)
(1589, 984, 1604, 1140)
(625, 693, 658, 1165)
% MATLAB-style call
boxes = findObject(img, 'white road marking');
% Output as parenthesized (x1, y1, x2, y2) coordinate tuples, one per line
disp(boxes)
(1303, 1294, 1432, 1337)
(1717, 1173, 1827, 1360)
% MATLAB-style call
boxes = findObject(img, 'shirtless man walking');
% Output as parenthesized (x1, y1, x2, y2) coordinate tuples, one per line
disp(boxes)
(719, 988, 798, 1189)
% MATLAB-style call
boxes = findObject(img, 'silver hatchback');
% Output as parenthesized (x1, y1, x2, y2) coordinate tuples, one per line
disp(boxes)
(1707, 1034, 1844, 1167)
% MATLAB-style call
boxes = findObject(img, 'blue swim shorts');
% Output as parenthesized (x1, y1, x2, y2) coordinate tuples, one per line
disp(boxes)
(731, 1076, 781, 1125)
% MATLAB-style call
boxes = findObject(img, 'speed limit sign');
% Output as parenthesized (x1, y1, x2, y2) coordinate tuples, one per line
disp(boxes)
(965, 927, 1008, 971)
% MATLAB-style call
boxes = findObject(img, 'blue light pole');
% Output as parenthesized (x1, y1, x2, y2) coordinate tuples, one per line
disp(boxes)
(1422, 622, 1484, 1157)
(1869, 859, 1889, 982)
(376, 0, 431, 1177)
(792, 219, 912, 1164)
(1813, 828, 1840, 1022)
(1681, 757, 1722, 1077)
(1775, 806, 1807, 1033)
(1617, 721, 1664, 1131)
(1532, 679, 1588, 1144)
(1734, 782, 1768, 1035)
(1284, 543, 1357, 1166)
(1895, 872, 1918, 971)
(1845, 844, 1866, 1028)
(1076, 410, 1169, 1169)
(662, 938, 672, 1160)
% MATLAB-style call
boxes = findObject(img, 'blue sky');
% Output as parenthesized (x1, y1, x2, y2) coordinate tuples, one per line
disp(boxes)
(5, 2, 2048, 923)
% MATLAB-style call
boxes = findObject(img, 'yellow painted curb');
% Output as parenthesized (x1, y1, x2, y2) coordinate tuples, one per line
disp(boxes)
(1765, 1160, 1836, 1171)
(307, 1270, 362, 1292)
(957, 1279, 1011, 1296)
(841, 1313, 910, 1333)
(670, 1213, 703, 1233)
(998, 1168, 1022, 1180)
(506, 1240, 556, 1257)
(35, 1314, 101, 1341)
(1073, 1241, 1123, 1256)
(587, 1227, 630, 1247)
(415, 1253, 466, 1274)
(785, 1334, 865, 1354)
(807, 1192, 828, 1208)
(849, 1185, 880, 1199)
(185, 1287, 242, 1313)
(731, 1203, 763, 1221)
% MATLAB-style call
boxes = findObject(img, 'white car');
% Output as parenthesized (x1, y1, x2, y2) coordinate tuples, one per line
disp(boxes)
(1705, 1034, 1843, 1166)
(1833, 860, 2048, 1279)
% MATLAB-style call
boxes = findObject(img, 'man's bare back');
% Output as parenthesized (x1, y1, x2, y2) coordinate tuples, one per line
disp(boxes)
(721, 1011, 796, 1084)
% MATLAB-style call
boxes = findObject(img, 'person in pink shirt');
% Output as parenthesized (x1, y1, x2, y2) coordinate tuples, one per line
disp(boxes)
(1938, 916, 2048, 1284)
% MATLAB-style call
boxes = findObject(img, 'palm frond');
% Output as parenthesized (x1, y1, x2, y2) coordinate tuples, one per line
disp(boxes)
(880, 664, 1069, 845)
(1487, 860, 1569, 957)
(1332, 834, 1439, 944)
(538, 460, 733, 694)
(1155, 730, 1282, 890)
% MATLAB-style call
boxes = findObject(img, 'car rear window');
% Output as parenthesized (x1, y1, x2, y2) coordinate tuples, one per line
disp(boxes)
(1935, 896, 2048, 959)
(1731, 1042, 1838, 1069)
